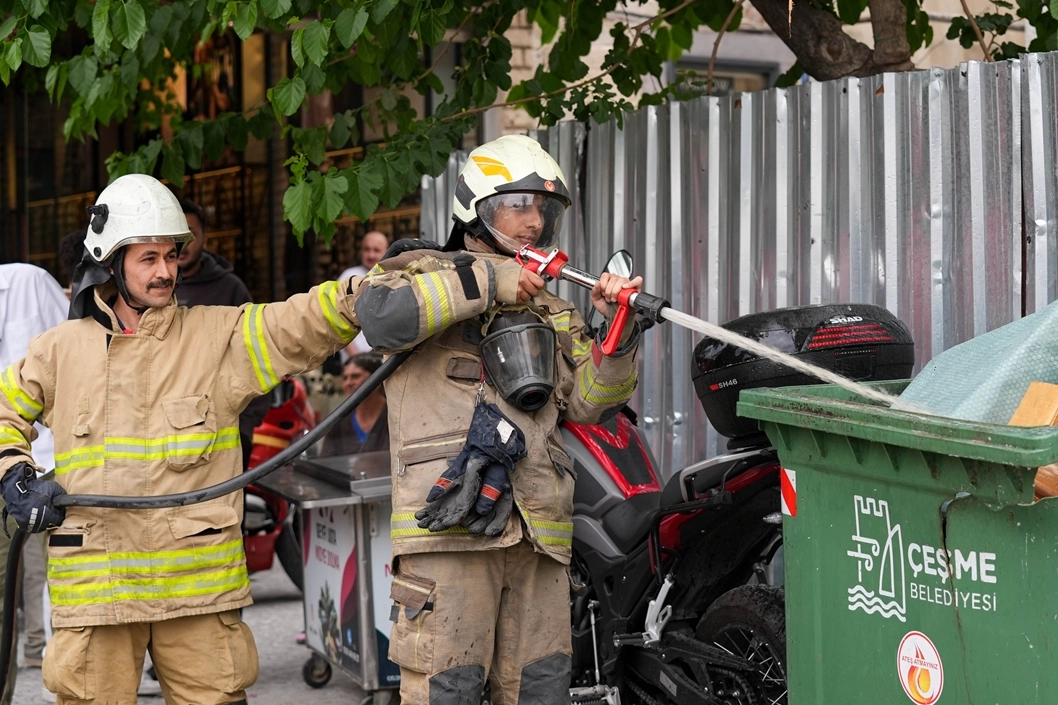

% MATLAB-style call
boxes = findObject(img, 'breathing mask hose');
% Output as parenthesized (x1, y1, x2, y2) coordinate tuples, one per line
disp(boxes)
(0, 350, 411, 696)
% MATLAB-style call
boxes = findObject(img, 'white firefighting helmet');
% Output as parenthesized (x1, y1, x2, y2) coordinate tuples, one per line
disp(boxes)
(448, 135, 572, 254)
(84, 174, 193, 264)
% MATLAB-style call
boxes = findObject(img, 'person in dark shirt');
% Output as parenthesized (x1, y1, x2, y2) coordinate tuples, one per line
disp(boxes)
(321, 353, 389, 456)
(176, 198, 266, 468)
(176, 198, 253, 307)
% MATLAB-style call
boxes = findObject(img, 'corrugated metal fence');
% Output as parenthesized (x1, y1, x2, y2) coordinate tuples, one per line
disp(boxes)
(421, 52, 1058, 478)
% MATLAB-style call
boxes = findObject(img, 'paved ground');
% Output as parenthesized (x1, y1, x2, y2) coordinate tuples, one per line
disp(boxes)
(10, 560, 397, 705)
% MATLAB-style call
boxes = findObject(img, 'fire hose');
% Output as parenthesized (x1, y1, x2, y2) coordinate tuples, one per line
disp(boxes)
(0, 245, 905, 695)
(0, 350, 412, 694)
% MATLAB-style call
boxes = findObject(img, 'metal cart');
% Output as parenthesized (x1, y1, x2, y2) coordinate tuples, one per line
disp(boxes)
(256, 450, 400, 703)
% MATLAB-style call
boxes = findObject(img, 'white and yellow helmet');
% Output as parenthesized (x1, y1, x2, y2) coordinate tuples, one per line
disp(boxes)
(447, 135, 572, 253)
(84, 174, 193, 264)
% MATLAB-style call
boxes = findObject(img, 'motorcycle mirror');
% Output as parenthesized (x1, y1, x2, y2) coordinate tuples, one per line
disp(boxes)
(604, 250, 634, 278)
(585, 250, 636, 336)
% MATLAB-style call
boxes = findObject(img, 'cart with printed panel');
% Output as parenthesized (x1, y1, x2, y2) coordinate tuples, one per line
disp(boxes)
(256, 450, 401, 703)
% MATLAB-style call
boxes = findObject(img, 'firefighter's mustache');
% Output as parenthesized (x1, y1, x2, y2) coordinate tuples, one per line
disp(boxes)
(147, 278, 174, 291)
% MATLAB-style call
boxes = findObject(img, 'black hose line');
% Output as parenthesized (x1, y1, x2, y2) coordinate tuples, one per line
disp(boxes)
(54, 350, 411, 510)
(0, 529, 25, 699)
(0, 349, 411, 695)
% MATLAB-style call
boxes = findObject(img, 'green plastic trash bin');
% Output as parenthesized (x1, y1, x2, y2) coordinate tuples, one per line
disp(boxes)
(738, 380, 1058, 705)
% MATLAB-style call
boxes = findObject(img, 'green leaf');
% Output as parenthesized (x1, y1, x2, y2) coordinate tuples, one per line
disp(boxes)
(421, 9, 446, 47)
(203, 120, 226, 161)
(334, 7, 368, 48)
(321, 173, 348, 222)
(283, 180, 313, 238)
(271, 76, 306, 116)
(292, 125, 327, 165)
(260, 0, 291, 18)
(774, 60, 803, 89)
(178, 124, 204, 169)
(120, 52, 139, 94)
(0, 17, 17, 41)
(111, 0, 146, 50)
(371, 0, 398, 24)
(226, 115, 250, 151)
(302, 20, 330, 66)
(344, 164, 382, 221)
(45, 63, 60, 98)
(329, 112, 351, 148)
(21, 25, 49, 67)
(248, 110, 274, 139)
(161, 143, 186, 188)
(0, 56, 9, 86)
(234, 1, 258, 40)
(301, 63, 325, 94)
(24, 0, 47, 19)
(4, 39, 21, 72)
(290, 28, 304, 68)
(67, 54, 98, 96)
(139, 138, 163, 173)
(93, 0, 112, 55)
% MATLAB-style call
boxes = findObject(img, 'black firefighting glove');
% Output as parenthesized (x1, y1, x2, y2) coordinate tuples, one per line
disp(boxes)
(463, 463, 514, 536)
(0, 462, 66, 535)
(415, 401, 526, 533)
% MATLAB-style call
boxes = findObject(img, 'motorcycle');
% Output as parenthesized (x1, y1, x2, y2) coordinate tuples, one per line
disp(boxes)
(243, 375, 316, 591)
(561, 256, 915, 705)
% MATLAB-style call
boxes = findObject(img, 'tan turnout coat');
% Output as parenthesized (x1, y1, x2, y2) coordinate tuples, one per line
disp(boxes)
(0, 280, 361, 627)
(354, 249, 640, 565)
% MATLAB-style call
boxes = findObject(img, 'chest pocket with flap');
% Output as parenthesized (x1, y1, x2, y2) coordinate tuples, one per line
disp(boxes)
(161, 395, 218, 470)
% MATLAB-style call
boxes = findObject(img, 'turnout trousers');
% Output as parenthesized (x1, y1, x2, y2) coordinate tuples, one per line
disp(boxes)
(42, 610, 258, 705)
(389, 540, 572, 705)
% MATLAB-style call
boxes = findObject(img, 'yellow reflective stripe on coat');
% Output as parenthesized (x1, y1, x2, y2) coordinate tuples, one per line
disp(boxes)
(390, 512, 472, 538)
(49, 567, 250, 606)
(529, 518, 573, 547)
(242, 304, 280, 393)
(317, 281, 357, 342)
(572, 338, 594, 358)
(414, 272, 453, 338)
(49, 540, 246, 578)
(579, 364, 637, 405)
(0, 365, 42, 422)
(54, 427, 240, 475)
(0, 426, 27, 447)
(551, 311, 571, 334)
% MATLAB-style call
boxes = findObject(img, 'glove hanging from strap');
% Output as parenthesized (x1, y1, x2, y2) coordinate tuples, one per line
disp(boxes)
(415, 400, 526, 534)
(0, 462, 66, 535)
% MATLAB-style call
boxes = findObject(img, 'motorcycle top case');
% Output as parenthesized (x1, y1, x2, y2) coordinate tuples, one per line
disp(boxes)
(692, 303, 913, 439)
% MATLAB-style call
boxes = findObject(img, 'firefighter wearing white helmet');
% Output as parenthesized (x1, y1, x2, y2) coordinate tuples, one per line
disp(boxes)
(353, 135, 643, 704)
(0, 172, 369, 703)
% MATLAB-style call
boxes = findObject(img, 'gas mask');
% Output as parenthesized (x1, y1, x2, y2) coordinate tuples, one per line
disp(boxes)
(479, 310, 556, 412)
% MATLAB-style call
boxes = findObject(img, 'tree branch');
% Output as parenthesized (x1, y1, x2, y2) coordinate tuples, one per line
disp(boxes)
(751, 0, 913, 79)
(708, 0, 746, 95)
(867, 0, 916, 69)
(442, 0, 700, 121)
(957, 0, 993, 61)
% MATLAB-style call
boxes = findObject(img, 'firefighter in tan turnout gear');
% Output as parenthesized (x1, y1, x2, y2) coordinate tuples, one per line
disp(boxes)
(0, 174, 363, 705)
(354, 135, 643, 704)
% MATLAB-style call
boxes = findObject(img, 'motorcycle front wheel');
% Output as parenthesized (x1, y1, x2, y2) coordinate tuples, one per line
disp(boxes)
(696, 585, 787, 705)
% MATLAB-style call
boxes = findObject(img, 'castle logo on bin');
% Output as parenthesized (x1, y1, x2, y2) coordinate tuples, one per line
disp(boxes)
(847, 495, 907, 622)
(897, 631, 943, 705)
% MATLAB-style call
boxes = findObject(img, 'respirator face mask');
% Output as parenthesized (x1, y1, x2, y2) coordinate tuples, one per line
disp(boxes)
(479, 312, 557, 412)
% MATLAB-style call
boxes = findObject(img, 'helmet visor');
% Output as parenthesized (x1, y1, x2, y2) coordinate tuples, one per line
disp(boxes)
(478, 193, 567, 254)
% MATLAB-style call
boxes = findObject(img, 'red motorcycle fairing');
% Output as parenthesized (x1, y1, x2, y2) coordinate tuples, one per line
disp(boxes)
(564, 413, 661, 498)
